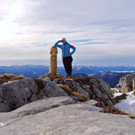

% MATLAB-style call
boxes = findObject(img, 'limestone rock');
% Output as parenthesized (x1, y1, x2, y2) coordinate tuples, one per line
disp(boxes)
(0, 96, 89, 124)
(54, 77, 113, 106)
(0, 78, 67, 112)
(116, 73, 135, 93)
(0, 97, 134, 135)
(0, 75, 113, 112)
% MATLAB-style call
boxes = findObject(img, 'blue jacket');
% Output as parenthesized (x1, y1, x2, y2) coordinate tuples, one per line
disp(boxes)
(54, 41, 76, 58)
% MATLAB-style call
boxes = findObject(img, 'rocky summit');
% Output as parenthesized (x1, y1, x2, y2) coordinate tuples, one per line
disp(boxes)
(0, 75, 134, 135)
(0, 76, 113, 112)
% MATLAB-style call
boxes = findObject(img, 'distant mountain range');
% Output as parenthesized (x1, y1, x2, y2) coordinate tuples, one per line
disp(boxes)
(92, 71, 135, 87)
(0, 65, 134, 87)
(72, 73, 88, 77)
(0, 65, 49, 78)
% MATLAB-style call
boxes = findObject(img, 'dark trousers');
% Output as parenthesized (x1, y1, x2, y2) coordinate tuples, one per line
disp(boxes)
(63, 56, 73, 76)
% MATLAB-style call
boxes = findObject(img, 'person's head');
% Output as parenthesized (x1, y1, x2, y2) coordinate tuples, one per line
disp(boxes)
(61, 38, 67, 44)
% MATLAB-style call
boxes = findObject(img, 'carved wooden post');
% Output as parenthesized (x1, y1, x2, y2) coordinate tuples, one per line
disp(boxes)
(133, 78, 135, 90)
(50, 46, 58, 76)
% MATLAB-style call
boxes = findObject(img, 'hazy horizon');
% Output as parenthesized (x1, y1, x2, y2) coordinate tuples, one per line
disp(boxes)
(0, 63, 135, 68)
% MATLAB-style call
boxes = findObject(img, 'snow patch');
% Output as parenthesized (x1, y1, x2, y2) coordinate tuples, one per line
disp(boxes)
(111, 71, 135, 73)
(113, 92, 123, 97)
(75, 66, 82, 71)
(0, 122, 4, 127)
(114, 90, 135, 114)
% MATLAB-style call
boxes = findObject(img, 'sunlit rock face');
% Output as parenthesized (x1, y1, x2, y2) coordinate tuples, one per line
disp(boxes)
(0, 78, 67, 112)
(116, 73, 135, 93)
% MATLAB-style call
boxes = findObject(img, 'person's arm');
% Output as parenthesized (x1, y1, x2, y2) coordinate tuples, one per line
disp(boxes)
(54, 41, 62, 48)
(70, 45, 76, 55)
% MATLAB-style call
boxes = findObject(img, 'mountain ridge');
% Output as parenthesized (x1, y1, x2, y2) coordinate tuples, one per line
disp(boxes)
(0, 65, 135, 78)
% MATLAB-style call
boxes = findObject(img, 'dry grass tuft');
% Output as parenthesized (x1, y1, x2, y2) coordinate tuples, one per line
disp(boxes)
(58, 84, 90, 101)
(0, 74, 25, 84)
(113, 93, 127, 104)
(40, 73, 63, 81)
(72, 77, 97, 84)
(95, 101, 105, 108)
(100, 106, 128, 115)
(96, 100, 129, 115)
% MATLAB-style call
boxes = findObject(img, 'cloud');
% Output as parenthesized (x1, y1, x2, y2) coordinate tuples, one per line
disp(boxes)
(0, 0, 135, 66)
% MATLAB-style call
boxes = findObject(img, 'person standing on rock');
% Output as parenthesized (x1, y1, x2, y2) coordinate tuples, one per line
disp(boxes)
(54, 38, 76, 77)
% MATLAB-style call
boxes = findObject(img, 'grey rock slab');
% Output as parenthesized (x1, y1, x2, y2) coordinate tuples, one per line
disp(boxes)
(0, 100, 135, 135)
(0, 79, 68, 112)
(0, 96, 91, 124)
(13, 96, 84, 116)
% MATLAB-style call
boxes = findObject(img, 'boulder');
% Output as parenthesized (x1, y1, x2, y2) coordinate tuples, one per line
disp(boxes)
(0, 78, 67, 112)
(54, 77, 113, 106)
(116, 73, 135, 93)
(0, 75, 114, 112)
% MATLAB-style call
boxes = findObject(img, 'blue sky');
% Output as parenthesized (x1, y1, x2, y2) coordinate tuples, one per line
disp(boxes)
(0, 0, 135, 66)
